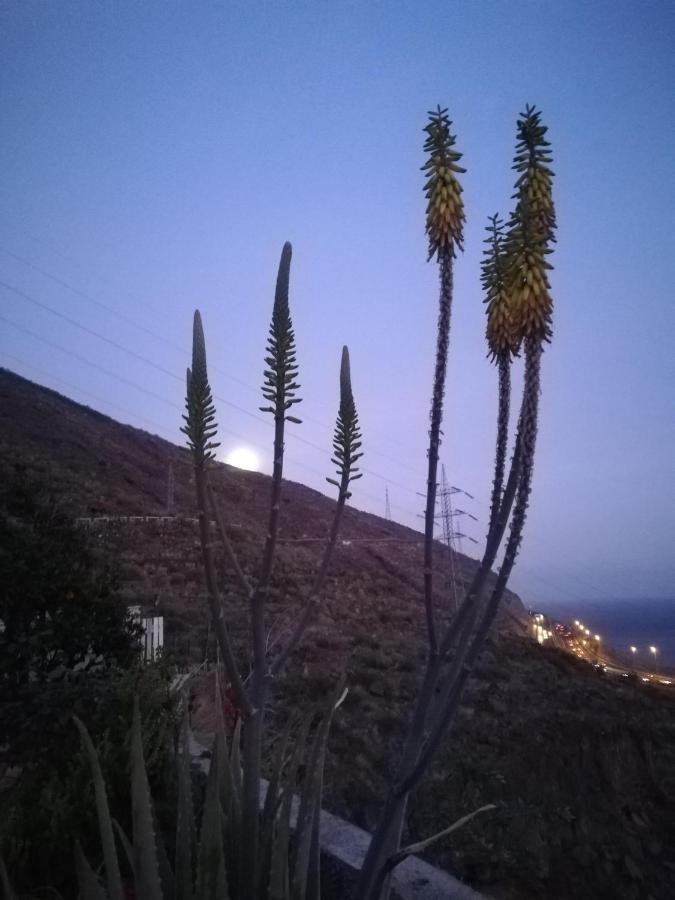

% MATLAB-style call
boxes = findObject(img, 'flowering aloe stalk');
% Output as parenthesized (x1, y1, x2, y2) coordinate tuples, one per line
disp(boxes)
(356, 107, 467, 900)
(358, 106, 556, 900)
(421, 105, 466, 654)
(271, 345, 362, 676)
(482, 213, 517, 541)
(483, 104, 556, 614)
(182, 242, 361, 899)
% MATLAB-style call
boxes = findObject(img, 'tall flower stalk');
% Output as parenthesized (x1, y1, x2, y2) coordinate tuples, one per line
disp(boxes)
(482, 104, 556, 613)
(183, 243, 363, 899)
(357, 106, 555, 900)
(421, 105, 466, 654)
(482, 214, 516, 542)
(356, 107, 466, 900)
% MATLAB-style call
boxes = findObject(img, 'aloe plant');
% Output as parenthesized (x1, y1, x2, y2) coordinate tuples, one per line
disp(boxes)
(482, 213, 516, 542)
(68, 107, 556, 900)
(71, 682, 345, 900)
(182, 243, 362, 899)
(356, 106, 556, 900)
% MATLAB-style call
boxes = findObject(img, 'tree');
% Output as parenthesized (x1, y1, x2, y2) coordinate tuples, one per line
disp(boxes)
(0, 464, 141, 766)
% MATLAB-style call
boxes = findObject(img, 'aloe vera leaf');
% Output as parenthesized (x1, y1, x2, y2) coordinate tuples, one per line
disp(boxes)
(74, 841, 107, 900)
(176, 701, 196, 900)
(213, 676, 239, 890)
(258, 716, 294, 897)
(112, 818, 136, 883)
(154, 799, 176, 900)
(0, 856, 19, 900)
(130, 696, 163, 900)
(229, 716, 243, 808)
(269, 714, 312, 900)
(291, 683, 344, 900)
(73, 716, 124, 900)
(195, 736, 229, 900)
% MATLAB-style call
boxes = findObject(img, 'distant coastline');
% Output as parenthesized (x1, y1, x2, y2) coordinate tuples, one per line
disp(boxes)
(539, 597, 675, 668)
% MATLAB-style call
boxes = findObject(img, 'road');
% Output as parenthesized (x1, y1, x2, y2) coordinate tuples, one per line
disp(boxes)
(528, 611, 674, 688)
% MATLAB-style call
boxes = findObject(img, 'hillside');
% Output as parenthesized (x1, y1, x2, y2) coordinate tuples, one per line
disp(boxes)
(2, 367, 675, 900)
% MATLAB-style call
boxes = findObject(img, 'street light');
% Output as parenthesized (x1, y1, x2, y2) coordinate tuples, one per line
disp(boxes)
(650, 646, 658, 669)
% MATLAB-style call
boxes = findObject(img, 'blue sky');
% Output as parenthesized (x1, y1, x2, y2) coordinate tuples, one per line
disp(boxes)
(1, 0, 674, 611)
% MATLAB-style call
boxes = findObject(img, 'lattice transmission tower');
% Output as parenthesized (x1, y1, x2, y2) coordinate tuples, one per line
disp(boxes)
(437, 466, 479, 613)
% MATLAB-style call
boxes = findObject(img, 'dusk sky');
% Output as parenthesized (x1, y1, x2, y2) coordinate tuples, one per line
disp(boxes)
(1, 1, 673, 612)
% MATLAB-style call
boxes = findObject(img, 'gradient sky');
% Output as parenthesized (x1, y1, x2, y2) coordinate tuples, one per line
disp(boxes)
(1, 1, 674, 612)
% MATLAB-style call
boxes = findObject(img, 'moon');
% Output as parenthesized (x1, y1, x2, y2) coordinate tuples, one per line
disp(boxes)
(226, 446, 260, 472)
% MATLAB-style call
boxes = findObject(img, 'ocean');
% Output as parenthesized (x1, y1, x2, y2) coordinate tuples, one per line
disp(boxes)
(540, 597, 675, 670)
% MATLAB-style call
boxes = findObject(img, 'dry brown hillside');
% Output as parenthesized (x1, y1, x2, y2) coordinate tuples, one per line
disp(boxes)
(2, 367, 675, 900)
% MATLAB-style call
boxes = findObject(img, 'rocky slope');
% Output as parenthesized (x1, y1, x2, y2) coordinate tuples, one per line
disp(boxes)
(2, 367, 675, 900)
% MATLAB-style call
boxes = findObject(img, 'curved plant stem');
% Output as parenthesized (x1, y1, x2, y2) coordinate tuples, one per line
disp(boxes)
(397, 338, 541, 800)
(488, 354, 511, 540)
(423, 248, 454, 654)
(270, 473, 349, 677)
(194, 463, 251, 718)
(206, 478, 252, 597)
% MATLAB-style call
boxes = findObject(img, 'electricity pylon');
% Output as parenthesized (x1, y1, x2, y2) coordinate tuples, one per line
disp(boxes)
(417, 467, 479, 614)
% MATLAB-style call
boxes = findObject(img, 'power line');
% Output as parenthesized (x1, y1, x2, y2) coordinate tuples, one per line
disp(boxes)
(0, 351, 173, 436)
(1, 275, 426, 503)
(1, 314, 179, 409)
(0, 277, 426, 501)
(0, 232, 621, 607)
(1, 345, 611, 609)
(0, 317, 422, 520)
(0, 242, 423, 478)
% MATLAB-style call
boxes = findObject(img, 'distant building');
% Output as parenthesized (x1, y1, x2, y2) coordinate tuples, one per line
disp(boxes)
(128, 605, 164, 662)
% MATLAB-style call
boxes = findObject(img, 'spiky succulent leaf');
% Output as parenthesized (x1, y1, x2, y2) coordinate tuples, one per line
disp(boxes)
(327, 346, 362, 498)
(75, 842, 107, 900)
(291, 681, 345, 900)
(482, 214, 518, 361)
(505, 105, 556, 344)
(230, 716, 243, 807)
(130, 697, 163, 900)
(73, 716, 124, 900)
(113, 820, 137, 884)
(195, 739, 229, 900)
(181, 311, 220, 465)
(260, 242, 302, 422)
(422, 106, 466, 260)
(176, 700, 196, 900)
(213, 674, 240, 889)
(259, 716, 294, 897)
(269, 714, 312, 900)
(0, 857, 18, 900)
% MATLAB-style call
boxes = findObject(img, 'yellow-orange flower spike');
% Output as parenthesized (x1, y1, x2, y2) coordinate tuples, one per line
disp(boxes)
(482, 214, 519, 361)
(422, 106, 466, 261)
(506, 105, 556, 343)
